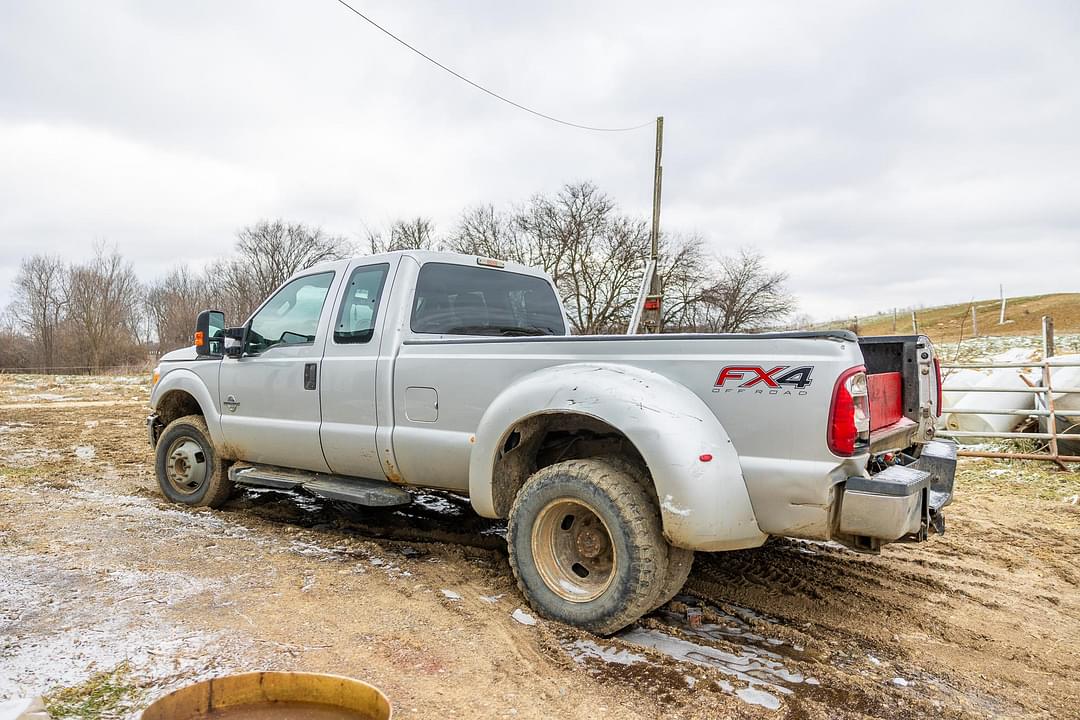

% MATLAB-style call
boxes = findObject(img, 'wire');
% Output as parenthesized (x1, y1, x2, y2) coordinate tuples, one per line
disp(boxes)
(332, 0, 654, 132)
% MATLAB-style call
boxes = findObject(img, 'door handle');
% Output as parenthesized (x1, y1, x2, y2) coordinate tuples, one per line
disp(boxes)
(304, 363, 317, 391)
(224, 394, 239, 412)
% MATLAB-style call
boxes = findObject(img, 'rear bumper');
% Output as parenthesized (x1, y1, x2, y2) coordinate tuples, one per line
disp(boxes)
(838, 440, 957, 547)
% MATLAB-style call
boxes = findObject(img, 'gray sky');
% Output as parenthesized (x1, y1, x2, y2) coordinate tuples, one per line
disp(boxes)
(1, 0, 1077, 320)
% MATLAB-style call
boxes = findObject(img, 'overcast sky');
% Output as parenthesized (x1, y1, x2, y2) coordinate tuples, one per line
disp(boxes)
(1, 0, 1077, 320)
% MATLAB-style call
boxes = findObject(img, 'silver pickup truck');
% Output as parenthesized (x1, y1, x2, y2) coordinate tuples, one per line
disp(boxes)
(148, 250, 956, 633)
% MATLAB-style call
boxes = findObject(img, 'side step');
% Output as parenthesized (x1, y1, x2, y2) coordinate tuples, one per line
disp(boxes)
(229, 464, 412, 508)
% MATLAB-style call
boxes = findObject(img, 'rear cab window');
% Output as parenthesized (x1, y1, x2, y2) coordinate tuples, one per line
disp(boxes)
(410, 262, 565, 337)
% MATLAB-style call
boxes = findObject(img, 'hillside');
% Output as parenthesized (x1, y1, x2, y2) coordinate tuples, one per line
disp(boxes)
(818, 293, 1080, 346)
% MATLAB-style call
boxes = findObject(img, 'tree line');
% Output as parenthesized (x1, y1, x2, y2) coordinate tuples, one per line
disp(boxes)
(1, 181, 794, 372)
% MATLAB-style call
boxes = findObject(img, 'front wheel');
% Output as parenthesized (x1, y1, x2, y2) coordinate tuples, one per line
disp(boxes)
(154, 414, 233, 507)
(507, 458, 669, 635)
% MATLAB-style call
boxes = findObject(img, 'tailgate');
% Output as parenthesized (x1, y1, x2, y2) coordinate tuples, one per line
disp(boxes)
(858, 335, 938, 452)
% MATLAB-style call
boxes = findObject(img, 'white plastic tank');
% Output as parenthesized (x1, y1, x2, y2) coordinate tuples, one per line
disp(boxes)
(940, 369, 986, 412)
(946, 369, 1034, 439)
(1046, 354, 1080, 416)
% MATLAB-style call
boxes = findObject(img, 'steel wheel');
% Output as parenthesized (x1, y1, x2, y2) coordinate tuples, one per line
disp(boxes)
(164, 436, 208, 496)
(531, 498, 617, 602)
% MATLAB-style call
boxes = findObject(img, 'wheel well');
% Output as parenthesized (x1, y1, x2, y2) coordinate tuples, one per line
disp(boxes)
(156, 390, 203, 427)
(490, 412, 646, 518)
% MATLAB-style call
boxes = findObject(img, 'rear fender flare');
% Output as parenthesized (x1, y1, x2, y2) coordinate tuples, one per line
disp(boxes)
(469, 363, 766, 551)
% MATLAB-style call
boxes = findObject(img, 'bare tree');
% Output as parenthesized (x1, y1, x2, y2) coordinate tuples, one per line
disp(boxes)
(366, 217, 439, 254)
(217, 220, 351, 322)
(66, 243, 144, 372)
(448, 185, 717, 335)
(657, 234, 710, 331)
(147, 266, 210, 352)
(9, 254, 68, 370)
(513, 182, 651, 334)
(698, 249, 795, 332)
(446, 205, 530, 264)
(0, 309, 35, 370)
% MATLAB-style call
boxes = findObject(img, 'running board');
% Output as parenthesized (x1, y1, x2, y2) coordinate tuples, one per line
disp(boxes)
(229, 464, 412, 507)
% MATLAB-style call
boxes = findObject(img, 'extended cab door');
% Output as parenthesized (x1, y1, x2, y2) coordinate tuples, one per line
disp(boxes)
(319, 259, 396, 479)
(218, 269, 340, 472)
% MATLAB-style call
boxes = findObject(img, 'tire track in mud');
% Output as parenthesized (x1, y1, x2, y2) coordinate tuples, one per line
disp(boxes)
(677, 535, 1080, 718)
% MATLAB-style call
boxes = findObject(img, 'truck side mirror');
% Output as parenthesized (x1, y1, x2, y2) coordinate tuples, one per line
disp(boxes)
(194, 310, 225, 356)
(223, 326, 247, 358)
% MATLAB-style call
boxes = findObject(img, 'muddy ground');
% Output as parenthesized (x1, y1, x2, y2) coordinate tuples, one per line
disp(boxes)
(1, 374, 1079, 719)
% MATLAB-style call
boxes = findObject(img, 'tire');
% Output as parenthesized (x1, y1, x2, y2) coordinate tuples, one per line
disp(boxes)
(154, 414, 233, 508)
(651, 545, 695, 610)
(592, 454, 695, 611)
(507, 458, 668, 635)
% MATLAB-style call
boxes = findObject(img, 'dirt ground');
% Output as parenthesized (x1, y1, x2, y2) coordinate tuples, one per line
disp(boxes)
(2, 374, 1079, 719)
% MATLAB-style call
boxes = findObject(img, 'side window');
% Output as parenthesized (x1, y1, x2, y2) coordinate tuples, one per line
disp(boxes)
(334, 263, 390, 344)
(247, 272, 334, 354)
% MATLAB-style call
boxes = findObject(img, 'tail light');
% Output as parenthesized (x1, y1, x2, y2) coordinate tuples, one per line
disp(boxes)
(933, 357, 943, 417)
(828, 366, 870, 456)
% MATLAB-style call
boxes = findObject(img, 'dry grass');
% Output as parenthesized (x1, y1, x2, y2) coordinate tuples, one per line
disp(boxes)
(820, 292, 1080, 346)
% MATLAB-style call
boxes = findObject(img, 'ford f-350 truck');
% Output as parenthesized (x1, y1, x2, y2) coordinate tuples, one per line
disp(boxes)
(147, 251, 956, 634)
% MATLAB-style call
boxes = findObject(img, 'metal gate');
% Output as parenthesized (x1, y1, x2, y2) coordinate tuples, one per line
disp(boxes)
(936, 317, 1080, 467)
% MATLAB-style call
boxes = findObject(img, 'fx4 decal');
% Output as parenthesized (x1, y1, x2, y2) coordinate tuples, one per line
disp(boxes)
(713, 365, 815, 394)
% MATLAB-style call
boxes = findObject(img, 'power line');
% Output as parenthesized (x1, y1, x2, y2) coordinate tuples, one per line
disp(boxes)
(332, 0, 653, 132)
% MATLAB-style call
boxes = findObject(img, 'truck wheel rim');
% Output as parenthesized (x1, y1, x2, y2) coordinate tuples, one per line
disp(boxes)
(531, 498, 616, 603)
(165, 437, 208, 495)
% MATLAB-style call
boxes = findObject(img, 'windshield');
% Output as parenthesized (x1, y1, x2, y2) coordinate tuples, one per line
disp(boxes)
(411, 262, 565, 336)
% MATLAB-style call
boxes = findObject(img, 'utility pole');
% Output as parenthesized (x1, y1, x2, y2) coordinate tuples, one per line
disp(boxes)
(640, 116, 664, 333)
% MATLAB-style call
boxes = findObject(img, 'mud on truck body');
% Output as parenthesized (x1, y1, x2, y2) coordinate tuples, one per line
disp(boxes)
(147, 251, 956, 634)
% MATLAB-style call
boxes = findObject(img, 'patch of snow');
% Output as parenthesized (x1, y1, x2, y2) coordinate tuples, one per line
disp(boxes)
(21, 393, 72, 402)
(411, 493, 463, 516)
(566, 639, 646, 667)
(736, 686, 781, 710)
(479, 594, 504, 604)
(0, 449, 62, 465)
(74, 445, 95, 460)
(891, 677, 910, 687)
(0, 554, 244, 701)
(440, 589, 462, 601)
(619, 626, 801, 695)
(511, 608, 536, 626)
